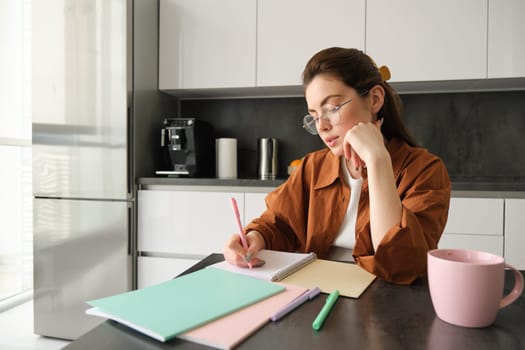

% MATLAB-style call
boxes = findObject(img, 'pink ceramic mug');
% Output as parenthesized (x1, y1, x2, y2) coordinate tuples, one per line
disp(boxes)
(427, 248, 524, 328)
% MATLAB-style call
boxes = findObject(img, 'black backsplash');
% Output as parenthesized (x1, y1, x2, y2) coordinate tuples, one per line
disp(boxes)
(181, 98, 324, 179)
(181, 91, 525, 182)
(402, 91, 525, 183)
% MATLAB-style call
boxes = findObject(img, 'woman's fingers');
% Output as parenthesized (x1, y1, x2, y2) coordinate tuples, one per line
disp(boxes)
(223, 234, 247, 265)
(223, 233, 265, 268)
(350, 147, 364, 170)
(344, 120, 384, 170)
(343, 138, 352, 161)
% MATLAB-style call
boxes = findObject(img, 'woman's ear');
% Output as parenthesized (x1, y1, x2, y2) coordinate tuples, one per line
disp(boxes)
(369, 85, 385, 115)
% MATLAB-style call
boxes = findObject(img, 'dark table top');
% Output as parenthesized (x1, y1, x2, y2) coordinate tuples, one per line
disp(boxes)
(63, 254, 525, 350)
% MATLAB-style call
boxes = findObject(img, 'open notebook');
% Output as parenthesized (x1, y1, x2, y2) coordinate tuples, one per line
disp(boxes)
(209, 250, 376, 298)
(86, 268, 284, 342)
(209, 250, 317, 281)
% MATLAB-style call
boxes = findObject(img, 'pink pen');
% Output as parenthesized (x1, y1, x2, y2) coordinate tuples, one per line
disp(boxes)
(230, 197, 252, 268)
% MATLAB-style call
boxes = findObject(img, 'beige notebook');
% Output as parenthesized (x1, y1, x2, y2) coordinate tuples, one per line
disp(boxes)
(280, 259, 376, 298)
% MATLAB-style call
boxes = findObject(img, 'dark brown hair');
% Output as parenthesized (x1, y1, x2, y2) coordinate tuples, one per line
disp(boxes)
(302, 47, 417, 147)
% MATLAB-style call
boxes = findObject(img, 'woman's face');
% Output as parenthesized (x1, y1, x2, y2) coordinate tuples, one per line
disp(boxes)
(305, 74, 374, 157)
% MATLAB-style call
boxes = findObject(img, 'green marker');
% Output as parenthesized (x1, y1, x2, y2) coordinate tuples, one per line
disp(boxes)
(312, 290, 339, 331)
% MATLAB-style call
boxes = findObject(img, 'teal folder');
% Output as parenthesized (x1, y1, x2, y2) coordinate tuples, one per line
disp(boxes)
(87, 268, 285, 342)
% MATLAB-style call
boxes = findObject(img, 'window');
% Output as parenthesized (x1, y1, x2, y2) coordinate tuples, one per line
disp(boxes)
(0, 0, 33, 306)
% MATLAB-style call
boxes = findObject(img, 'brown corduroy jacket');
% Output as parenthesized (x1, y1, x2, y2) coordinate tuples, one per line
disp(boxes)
(245, 138, 451, 285)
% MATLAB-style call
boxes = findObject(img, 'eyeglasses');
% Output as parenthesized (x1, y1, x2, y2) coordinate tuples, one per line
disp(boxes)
(302, 91, 368, 135)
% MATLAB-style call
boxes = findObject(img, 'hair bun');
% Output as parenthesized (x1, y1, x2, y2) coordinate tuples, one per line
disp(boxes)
(379, 65, 391, 82)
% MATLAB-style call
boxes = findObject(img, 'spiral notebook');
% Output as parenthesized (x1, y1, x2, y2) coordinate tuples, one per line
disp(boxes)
(209, 250, 317, 282)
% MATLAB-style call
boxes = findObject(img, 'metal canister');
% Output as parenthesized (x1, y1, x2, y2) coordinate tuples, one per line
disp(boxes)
(257, 137, 278, 180)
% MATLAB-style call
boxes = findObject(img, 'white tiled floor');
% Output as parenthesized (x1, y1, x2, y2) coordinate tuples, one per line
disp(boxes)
(0, 300, 70, 350)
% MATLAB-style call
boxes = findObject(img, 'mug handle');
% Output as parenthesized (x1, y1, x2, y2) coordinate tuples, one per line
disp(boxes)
(500, 263, 524, 309)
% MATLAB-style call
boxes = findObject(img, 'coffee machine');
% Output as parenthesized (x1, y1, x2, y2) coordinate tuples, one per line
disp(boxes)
(157, 118, 215, 177)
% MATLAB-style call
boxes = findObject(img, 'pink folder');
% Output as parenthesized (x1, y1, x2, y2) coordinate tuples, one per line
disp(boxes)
(178, 283, 308, 349)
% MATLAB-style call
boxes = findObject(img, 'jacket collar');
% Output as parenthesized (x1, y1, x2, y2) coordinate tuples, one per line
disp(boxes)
(313, 150, 341, 190)
(387, 137, 411, 179)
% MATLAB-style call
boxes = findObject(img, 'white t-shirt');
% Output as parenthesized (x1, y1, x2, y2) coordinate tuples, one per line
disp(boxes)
(330, 159, 362, 261)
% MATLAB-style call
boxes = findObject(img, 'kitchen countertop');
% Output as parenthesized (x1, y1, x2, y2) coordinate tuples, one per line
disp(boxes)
(137, 177, 525, 198)
(138, 177, 286, 188)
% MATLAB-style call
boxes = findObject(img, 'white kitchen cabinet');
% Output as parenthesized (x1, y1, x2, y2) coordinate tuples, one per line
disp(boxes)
(244, 191, 271, 224)
(439, 197, 504, 256)
(438, 235, 504, 257)
(256, 0, 365, 87)
(488, 0, 525, 78)
(159, 0, 256, 90)
(157, 0, 525, 94)
(137, 256, 199, 289)
(504, 199, 525, 269)
(366, 0, 487, 82)
(137, 189, 244, 286)
(137, 188, 276, 286)
(137, 186, 522, 287)
(138, 190, 244, 255)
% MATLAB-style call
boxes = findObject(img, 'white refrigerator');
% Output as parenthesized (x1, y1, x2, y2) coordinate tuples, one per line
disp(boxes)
(31, 0, 174, 340)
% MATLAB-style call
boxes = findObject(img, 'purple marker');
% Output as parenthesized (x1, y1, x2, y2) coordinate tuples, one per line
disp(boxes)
(270, 287, 321, 322)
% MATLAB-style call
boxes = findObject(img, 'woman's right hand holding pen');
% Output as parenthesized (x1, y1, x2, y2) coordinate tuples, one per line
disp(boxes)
(223, 231, 266, 268)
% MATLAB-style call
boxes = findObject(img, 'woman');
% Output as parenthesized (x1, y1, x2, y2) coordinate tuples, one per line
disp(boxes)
(223, 47, 451, 284)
